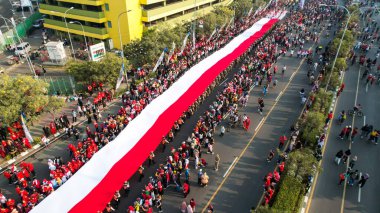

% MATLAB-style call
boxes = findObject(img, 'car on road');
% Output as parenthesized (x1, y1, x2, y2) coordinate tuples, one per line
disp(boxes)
(15, 42, 31, 56)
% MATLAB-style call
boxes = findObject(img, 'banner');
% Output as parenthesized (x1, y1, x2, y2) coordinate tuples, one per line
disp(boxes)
(89, 42, 106, 62)
(115, 63, 125, 90)
(166, 42, 176, 65)
(152, 50, 165, 73)
(31, 11, 287, 213)
(207, 28, 217, 43)
(180, 32, 190, 55)
(21, 113, 33, 143)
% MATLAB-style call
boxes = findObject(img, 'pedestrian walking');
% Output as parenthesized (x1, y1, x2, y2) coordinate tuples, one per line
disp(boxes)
(214, 154, 220, 171)
(72, 110, 77, 123)
(220, 125, 225, 136)
(156, 194, 163, 212)
(262, 85, 268, 96)
(335, 150, 344, 165)
(282, 65, 286, 79)
(360, 124, 370, 138)
(358, 173, 369, 188)
(190, 198, 196, 212)
(349, 156, 357, 170)
(138, 165, 144, 182)
(339, 126, 348, 140)
(148, 151, 155, 167)
(338, 172, 346, 185)
(344, 126, 352, 140)
(180, 201, 187, 213)
(342, 149, 351, 164)
(350, 127, 358, 143)
(267, 149, 275, 162)
(279, 135, 287, 149)
(183, 180, 190, 198)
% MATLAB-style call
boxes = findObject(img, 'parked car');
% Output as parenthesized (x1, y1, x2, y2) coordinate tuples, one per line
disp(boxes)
(15, 42, 31, 56)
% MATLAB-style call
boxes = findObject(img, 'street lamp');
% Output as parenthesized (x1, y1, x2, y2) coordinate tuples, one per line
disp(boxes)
(69, 21, 90, 61)
(117, 9, 132, 85)
(63, 7, 76, 61)
(0, 15, 36, 77)
(319, 4, 351, 90)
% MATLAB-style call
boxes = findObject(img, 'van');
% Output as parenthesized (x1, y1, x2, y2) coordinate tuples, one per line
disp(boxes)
(15, 42, 31, 56)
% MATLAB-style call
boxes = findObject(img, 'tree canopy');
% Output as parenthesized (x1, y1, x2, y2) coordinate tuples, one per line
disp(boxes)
(66, 53, 124, 87)
(0, 75, 64, 124)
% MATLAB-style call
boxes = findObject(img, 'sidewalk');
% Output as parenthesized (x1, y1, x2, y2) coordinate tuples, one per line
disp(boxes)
(0, 84, 126, 172)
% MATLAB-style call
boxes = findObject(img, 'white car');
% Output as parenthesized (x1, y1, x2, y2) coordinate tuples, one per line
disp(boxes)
(15, 42, 31, 56)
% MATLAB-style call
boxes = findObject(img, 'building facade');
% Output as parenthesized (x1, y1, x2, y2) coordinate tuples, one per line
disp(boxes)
(39, 0, 233, 49)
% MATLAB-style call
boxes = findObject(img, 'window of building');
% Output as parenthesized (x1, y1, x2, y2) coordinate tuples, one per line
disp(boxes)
(107, 21, 112, 28)
(105, 3, 109, 11)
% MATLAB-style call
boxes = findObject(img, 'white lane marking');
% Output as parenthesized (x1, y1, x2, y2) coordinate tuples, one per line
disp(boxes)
(275, 91, 283, 102)
(7, 159, 16, 165)
(219, 78, 229, 86)
(223, 157, 238, 178)
(358, 172, 362, 203)
(290, 72, 296, 80)
(255, 118, 265, 132)
(365, 83, 368, 93)
(363, 116, 366, 126)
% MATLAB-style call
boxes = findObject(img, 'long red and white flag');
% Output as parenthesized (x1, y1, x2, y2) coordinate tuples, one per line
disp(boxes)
(31, 11, 287, 213)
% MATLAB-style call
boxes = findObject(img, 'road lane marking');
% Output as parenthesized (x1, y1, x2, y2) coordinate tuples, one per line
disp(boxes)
(365, 83, 368, 92)
(305, 68, 351, 213)
(202, 43, 310, 213)
(340, 62, 361, 213)
(223, 157, 238, 178)
(275, 91, 283, 102)
(358, 172, 362, 203)
(219, 78, 229, 86)
(290, 72, 296, 81)
(363, 116, 366, 126)
(255, 118, 265, 132)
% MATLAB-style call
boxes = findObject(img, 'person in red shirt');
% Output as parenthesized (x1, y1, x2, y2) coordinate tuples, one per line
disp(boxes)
(3, 171, 12, 185)
(279, 135, 287, 149)
(325, 111, 333, 125)
(183, 180, 190, 198)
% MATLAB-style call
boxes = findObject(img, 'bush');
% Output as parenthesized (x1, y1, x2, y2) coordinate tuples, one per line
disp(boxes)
(271, 176, 304, 212)
(32, 136, 41, 145)
(311, 89, 333, 114)
(301, 111, 325, 147)
(286, 149, 318, 183)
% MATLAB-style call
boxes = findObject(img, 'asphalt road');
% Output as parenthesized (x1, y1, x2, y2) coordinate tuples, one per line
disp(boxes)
(308, 13, 380, 213)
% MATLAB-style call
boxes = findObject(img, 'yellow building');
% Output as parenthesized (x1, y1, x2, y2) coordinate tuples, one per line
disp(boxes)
(39, 0, 233, 50)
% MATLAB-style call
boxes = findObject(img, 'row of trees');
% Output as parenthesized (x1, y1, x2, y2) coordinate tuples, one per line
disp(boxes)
(258, 6, 360, 212)
(0, 75, 64, 125)
(65, 0, 266, 87)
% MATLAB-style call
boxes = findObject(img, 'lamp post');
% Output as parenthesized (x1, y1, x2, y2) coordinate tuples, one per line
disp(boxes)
(117, 9, 132, 85)
(69, 21, 90, 61)
(0, 15, 36, 77)
(63, 7, 76, 61)
(319, 4, 371, 90)
(319, 4, 351, 90)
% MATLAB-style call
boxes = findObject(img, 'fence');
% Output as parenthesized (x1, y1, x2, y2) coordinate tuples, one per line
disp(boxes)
(40, 76, 85, 96)
(0, 12, 42, 51)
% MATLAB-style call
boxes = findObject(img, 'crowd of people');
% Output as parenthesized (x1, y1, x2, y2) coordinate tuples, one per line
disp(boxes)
(0, 122, 32, 159)
(0, 0, 354, 212)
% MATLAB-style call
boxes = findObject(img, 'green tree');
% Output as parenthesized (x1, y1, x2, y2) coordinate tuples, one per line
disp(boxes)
(286, 149, 319, 182)
(230, 0, 254, 18)
(301, 111, 325, 147)
(66, 53, 124, 87)
(0, 75, 64, 124)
